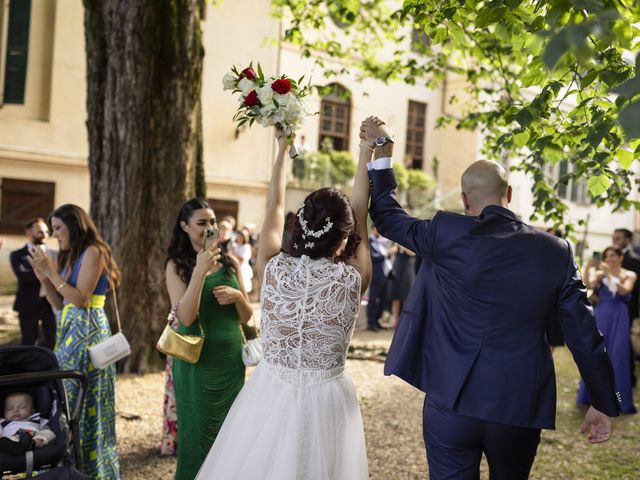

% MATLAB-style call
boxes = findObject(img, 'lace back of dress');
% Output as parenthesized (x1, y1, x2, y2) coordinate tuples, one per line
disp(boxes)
(260, 253, 361, 384)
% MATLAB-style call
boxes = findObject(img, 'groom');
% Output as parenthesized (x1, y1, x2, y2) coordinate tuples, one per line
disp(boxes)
(360, 117, 620, 479)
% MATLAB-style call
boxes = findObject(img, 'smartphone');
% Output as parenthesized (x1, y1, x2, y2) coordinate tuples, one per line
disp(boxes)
(203, 227, 219, 251)
(592, 251, 602, 265)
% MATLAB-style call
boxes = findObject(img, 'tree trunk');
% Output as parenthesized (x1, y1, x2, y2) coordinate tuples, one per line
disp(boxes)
(195, 98, 206, 198)
(83, 0, 204, 372)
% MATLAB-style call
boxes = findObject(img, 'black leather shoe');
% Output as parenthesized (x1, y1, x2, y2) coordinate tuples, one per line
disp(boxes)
(366, 325, 379, 332)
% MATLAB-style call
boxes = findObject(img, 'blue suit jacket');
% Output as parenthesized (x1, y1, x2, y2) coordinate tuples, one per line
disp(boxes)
(369, 167, 619, 429)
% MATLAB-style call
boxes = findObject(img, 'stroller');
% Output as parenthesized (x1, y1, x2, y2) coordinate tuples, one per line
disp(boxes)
(0, 346, 88, 478)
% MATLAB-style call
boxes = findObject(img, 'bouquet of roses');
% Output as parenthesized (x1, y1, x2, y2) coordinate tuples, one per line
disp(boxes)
(222, 63, 310, 137)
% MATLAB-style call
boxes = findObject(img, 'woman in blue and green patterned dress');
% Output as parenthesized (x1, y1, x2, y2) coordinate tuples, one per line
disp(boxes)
(29, 204, 120, 479)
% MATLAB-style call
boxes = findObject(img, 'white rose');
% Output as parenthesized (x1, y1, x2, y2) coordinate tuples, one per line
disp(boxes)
(274, 93, 292, 107)
(237, 77, 255, 96)
(284, 101, 302, 124)
(256, 116, 270, 127)
(222, 72, 237, 91)
(271, 111, 285, 126)
(258, 84, 275, 105)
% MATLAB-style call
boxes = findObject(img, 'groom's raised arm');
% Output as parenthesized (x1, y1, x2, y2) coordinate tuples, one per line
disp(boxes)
(368, 159, 436, 259)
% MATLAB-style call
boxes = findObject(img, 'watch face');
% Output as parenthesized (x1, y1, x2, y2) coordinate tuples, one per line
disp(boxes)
(375, 136, 388, 147)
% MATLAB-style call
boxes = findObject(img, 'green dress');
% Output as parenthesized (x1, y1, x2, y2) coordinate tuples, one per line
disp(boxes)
(172, 270, 246, 480)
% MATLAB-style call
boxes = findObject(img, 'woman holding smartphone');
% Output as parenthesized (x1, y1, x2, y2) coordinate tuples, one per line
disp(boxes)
(164, 198, 253, 480)
(577, 246, 637, 414)
(29, 204, 120, 479)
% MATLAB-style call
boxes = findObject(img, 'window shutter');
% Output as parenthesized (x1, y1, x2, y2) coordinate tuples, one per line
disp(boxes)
(0, 177, 54, 234)
(3, 0, 32, 104)
(206, 199, 239, 224)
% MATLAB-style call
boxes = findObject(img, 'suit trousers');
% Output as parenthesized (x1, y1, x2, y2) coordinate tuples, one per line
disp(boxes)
(423, 397, 541, 480)
(366, 280, 388, 327)
(18, 308, 56, 351)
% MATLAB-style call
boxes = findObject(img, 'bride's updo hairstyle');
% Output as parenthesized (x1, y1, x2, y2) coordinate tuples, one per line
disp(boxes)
(288, 187, 360, 261)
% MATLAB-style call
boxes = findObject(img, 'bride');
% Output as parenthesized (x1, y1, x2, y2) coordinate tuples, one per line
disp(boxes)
(195, 120, 376, 479)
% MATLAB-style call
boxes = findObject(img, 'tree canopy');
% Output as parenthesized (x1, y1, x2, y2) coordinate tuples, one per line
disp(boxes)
(274, 0, 640, 230)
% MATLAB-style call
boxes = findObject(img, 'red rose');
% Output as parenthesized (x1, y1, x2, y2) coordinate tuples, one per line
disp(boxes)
(271, 78, 292, 95)
(241, 67, 257, 80)
(243, 90, 259, 107)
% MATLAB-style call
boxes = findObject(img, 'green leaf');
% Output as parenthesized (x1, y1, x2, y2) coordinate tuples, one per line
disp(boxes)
(600, 69, 631, 88)
(543, 143, 564, 163)
(515, 108, 534, 127)
(617, 149, 634, 169)
(506, 0, 524, 9)
(433, 28, 447, 43)
(619, 101, 640, 139)
(513, 130, 530, 147)
(580, 69, 600, 89)
(449, 23, 465, 44)
(475, 6, 508, 29)
(520, 68, 547, 87)
(587, 174, 611, 196)
(543, 31, 569, 69)
(611, 78, 640, 98)
(443, 7, 456, 19)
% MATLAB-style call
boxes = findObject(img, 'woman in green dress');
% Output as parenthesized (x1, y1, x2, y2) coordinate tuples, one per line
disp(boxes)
(165, 198, 253, 480)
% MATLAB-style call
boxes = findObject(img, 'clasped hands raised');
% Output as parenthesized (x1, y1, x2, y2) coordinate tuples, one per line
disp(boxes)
(359, 116, 394, 150)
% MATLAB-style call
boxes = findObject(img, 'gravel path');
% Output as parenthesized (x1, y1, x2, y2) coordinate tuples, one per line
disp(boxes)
(3, 298, 638, 479)
(116, 329, 430, 479)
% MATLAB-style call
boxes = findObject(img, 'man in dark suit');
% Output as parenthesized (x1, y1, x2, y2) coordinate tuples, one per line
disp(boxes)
(9, 218, 56, 350)
(612, 228, 640, 384)
(367, 226, 392, 331)
(360, 117, 619, 479)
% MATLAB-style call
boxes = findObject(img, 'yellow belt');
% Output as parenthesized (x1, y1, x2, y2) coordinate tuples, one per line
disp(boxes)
(62, 294, 106, 316)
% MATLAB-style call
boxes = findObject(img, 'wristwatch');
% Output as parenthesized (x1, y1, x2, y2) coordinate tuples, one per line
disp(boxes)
(374, 135, 394, 147)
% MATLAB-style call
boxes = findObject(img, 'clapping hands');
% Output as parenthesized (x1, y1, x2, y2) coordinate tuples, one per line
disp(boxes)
(28, 246, 54, 280)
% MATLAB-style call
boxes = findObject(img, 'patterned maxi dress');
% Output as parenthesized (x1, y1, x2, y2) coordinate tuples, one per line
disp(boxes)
(195, 253, 368, 479)
(55, 250, 119, 479)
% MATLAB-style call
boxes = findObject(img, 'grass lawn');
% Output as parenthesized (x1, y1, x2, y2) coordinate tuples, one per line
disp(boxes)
(529, 347, 640, 479)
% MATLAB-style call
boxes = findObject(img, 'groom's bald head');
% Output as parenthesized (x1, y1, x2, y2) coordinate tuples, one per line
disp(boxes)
(460, 160, 511, 215)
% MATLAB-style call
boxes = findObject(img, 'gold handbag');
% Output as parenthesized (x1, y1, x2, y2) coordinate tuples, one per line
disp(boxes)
(156, 305, 204, 364)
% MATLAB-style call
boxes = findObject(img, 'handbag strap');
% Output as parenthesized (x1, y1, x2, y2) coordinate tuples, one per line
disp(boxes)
(107, 276, 123, 334)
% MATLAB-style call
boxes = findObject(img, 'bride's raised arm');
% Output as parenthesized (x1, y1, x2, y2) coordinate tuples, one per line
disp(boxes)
(257, 129, 290, 281)
(345, 118, 378, 294)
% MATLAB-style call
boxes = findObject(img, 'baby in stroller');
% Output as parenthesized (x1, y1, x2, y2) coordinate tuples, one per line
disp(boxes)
(0, 391, 56, 455)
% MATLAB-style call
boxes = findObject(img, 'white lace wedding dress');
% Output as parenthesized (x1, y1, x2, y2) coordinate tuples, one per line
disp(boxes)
(196, 253, 368, 479)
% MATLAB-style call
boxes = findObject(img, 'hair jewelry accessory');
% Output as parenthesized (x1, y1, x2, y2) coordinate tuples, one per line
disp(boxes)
(297, 206, 333, 239)
(304, 242, 315, 249)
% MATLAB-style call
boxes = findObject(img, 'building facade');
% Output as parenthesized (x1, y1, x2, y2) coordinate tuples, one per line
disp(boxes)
(0, 0, 635, 288)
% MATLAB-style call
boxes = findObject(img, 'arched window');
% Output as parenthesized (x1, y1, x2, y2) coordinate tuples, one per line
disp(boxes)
(318, 84, 351, 151)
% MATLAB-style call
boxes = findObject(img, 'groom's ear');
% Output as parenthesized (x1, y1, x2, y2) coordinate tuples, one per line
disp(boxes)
(506, 185, 513, 203)
(461, 192, 470, 212)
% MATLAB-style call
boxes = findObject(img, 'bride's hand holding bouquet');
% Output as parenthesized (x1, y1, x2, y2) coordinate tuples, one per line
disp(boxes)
(223, 63, 310, 141)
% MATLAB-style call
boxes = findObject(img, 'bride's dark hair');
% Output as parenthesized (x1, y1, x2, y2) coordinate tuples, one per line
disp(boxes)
(165, 198, 237, 284)
(288, 188, 360, 261)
